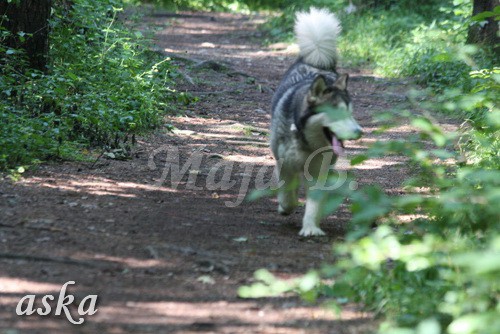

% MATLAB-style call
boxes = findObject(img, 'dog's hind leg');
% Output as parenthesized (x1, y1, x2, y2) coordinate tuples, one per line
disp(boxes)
(276, 166, 299, 215)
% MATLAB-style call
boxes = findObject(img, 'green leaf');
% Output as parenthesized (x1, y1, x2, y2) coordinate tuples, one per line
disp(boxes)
(416, 319, 441, 334)
(246, 188, 275, 202)
(238, 269, 292, 298)
(238, 283, 272, 298)
(298, 271, 319, 291)
(351, 154, 368, 166)
(448, 314, 489, 334)
(315, 104, 351, 121)
(66, 72, 79, 81)
(254, 269, 275, 284)
(395, 195, 424, 209)
(430, 149, 454, 159)
(411, 118, 434, 132)
(471, 11, 496, 22)
(322, 192, 347, 217)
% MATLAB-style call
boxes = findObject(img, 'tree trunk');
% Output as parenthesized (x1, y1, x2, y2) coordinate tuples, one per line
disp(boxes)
(467, 0, 499, 51)
(0, 0, 52, 72)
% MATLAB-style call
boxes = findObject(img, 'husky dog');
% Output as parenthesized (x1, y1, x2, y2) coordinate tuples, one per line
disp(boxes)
(270, 8, 363, 236)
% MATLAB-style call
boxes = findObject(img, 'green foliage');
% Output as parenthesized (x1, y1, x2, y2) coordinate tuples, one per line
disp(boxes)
(241, 61, 499, 334)
(339, 8, 431, 71)
(260, 0, 496, 91)
(150, 0, 298, 11)
(238, 268, 321, 303)
(456, 68, 500, 168)
(0, 0, 180, 171)
(148, 0, 247, 12)
(328, 229, 500, 334)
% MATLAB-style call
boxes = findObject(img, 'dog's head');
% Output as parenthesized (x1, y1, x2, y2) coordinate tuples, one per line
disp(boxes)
(302, 74, 362, 155)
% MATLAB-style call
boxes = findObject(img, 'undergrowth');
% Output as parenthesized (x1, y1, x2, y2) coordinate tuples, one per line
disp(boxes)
(239, 1, 499, 333)
(0, 0, 181, 172)
(260, 0, 497, 92)
(241, 57, 499, 334)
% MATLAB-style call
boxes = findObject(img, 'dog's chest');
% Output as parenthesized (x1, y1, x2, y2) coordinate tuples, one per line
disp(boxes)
(276, 135, 310, 168)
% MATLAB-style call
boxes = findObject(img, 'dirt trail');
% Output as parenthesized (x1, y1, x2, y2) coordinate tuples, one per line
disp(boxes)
(0, 10, 454, 334)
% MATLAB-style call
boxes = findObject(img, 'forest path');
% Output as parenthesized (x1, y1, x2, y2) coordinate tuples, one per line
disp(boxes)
(0, 10, 455, 334)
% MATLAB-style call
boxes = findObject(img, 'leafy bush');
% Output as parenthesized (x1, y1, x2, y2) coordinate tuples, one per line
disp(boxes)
(148, 0, 248, 11)
(259, 0, 496, 91)
(0, 0, 178, 171)
(244, 1, 499, 329)
(241, 60, 500, 334)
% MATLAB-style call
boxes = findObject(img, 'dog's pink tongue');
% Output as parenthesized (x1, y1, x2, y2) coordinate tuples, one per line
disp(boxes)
(332, 136, 344, 156)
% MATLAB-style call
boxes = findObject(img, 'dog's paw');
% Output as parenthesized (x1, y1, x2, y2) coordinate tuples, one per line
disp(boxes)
(299, 225, 326, 237)
(278, 204, 295, 215)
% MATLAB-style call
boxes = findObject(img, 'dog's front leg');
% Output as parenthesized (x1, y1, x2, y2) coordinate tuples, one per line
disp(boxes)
(299, 151, 329, 236)
(299, 184, 326, 236)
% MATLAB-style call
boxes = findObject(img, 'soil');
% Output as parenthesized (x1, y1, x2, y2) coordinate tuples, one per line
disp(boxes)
(0, 10, 458, 334)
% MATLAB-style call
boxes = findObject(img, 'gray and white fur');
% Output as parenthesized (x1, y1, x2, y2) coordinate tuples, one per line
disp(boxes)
(270, 7, 363, 236)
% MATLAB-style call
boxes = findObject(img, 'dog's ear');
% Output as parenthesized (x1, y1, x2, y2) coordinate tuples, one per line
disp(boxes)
(307, 75, 328, 104)
(333, 73, 349, 90)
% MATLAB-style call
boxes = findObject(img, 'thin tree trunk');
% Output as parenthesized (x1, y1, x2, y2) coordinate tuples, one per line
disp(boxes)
(0, 0, 52, 72)
(467, 0, 499, 51)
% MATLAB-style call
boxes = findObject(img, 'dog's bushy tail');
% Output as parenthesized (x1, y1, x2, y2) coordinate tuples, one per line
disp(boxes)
(294, 7, 341, 69)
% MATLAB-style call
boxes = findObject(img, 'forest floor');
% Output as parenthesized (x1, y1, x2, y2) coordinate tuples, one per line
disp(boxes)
(0, 10, 458, 334)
